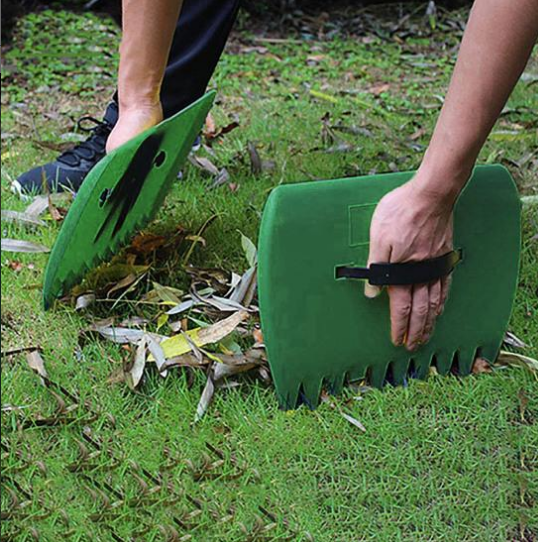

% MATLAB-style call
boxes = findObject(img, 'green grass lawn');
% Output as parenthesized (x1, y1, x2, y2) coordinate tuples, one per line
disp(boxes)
(2, 6, 537, 541)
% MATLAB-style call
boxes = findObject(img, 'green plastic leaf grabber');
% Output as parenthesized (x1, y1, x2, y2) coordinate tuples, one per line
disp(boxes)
(43, 91, 216, 309)
(258, 165, 521, 409)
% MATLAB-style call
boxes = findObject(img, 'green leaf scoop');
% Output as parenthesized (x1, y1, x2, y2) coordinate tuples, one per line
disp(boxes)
(257, 165, 521, 408)
(43, 91, 215, 309)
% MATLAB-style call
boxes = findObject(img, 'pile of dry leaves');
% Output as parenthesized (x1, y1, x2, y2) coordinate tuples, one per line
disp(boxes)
(76, 225, 264, 422)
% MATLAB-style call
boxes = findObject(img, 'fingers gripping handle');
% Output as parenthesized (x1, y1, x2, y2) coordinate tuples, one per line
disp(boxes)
(335, 249, 462, 286)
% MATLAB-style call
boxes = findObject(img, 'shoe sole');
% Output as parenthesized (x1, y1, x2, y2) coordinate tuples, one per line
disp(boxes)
(10, 180, 33, 201)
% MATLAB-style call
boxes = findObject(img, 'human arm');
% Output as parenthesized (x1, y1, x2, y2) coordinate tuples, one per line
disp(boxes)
(106, 0, 183, 152)
(366, 0, 538, 351)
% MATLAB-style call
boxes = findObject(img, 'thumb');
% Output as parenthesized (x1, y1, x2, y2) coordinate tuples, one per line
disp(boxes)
(105, 123, 123, 154)
(364, 283, 382, 299)
(364, 231, 390, 299)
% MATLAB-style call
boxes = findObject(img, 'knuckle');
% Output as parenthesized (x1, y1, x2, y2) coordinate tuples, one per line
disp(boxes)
(415, 303, 429, 317)
(395, 303, 412, 317)
(391, 242, 407, 258)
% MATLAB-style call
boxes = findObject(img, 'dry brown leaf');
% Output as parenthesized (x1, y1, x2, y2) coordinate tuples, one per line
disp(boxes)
(367, 83, 390, 96)
(92, 326, 145, 344)
(252, 328, 264, 345)
(1, 239, 50, 253)
(188, 155, 219, 176)
(201, 295, 246, 313)
(204, 114, 240, 141)
(162, 352, 209, 370)
(496, 350, 538, 374)
(1, 210, 46, 227)
(48, 195, 64, 222)
(220, 348, 266, 366)
(213, 361, 257, 381)
(186, 265, 229, 291)
(24, 196, 50, 217)
(169, 320, 182, 333)
(307, 54, 327, 64)
(90, 324, 165, 345)
(7, 260, 24, 272)
(247, 142, 262, 176)
(107, 273, 138, 297)
(197, 310, 249, 344)
(340, 412, 367, 432)
(107, 367, 126, 385)
(472, 357, 492, 374)
(25, 350, 48, 384)
(120, 316, 149, 327)
(166, 299, 195, 316)
(321, 392, 366, 432)
(230, 267, 257, 307)
(217, 121, 240, 138)
(503, 331, 527, 349)
(126, 336, 147, 389)
(75, 294, 96, 311)
(210, 168, 231, 189)
(410, 127, 427, 141)
(204, 113, 216, 138)
(195, 375, 215, 422)
(129, 232, 167, 254)
(148, 336, 166, 372)
(155, 311, 248, 361)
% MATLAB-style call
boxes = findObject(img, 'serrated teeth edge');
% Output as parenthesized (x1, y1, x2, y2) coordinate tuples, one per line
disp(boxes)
(44, 210, 161, 306)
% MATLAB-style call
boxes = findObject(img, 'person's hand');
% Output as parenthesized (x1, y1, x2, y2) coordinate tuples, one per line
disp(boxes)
(106, 102, 163, 153)
(365, 173, 457, 351)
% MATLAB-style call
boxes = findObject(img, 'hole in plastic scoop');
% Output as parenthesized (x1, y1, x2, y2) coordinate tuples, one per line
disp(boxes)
(154, 151, 166, 168)
(99, 188, 110, 207)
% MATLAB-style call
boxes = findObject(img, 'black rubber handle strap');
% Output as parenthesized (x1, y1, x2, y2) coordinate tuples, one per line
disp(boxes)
(335, 249, 463, 286)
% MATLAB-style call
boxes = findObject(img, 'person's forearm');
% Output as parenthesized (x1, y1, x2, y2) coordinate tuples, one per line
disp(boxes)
(416, 0, 538, 202)
(118, 0, 183, 111)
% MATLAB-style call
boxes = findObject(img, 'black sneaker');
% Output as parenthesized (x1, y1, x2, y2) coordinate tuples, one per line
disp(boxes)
(12, 101, 118, 196)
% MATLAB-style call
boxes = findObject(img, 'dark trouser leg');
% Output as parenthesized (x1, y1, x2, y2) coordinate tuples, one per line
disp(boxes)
(160, 0, 240, 118)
